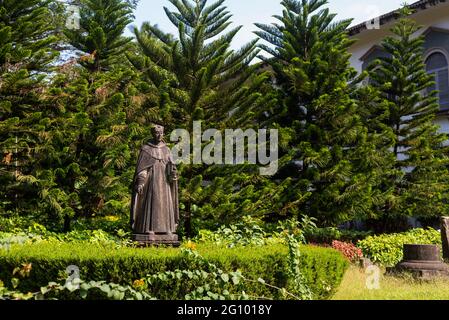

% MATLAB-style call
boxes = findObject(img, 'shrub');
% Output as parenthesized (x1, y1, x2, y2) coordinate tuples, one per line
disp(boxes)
(0, 242, 348, 300)
(195, 216, 269, 247)
(195, 216, 317, 248)
(305, 227, 372, 244)
(356, 228, 441, 266)
(331, 241, 363, 263)
(0, 223, 133, 249)
(0, 215, 42, 233)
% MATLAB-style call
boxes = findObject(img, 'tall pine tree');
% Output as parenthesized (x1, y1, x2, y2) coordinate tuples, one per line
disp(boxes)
(369, 9, 449, 229)
(255, 0, 384, 225)
(128, 0, 278, 236)
(4, 0, 143, 230)
(0, 0, 60, 219)
(48, 0, 144, 230)
(64, 0, 136, 71)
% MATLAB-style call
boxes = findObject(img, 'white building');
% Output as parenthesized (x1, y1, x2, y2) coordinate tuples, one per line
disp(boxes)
(348, 0, 449, 136)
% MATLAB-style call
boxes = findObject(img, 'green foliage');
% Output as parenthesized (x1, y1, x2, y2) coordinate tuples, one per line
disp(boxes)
(128, 0, 280, 236)
(189, 216, 318, 300)
(0, 213, 130, 238)
(196, 227, 266, 247)
(357, 228, 441, 266)
(367, 9, 449, 222)
(0, 247, 306, 300)
(192, 216, 317, 300)
(276, 215, 318, 243)
(64, 0, 137, 71)
(0, 0, 61, 216)
(0, 242, 348, 300)
(305, 227, 373, 244)
(255, 0, 384, 225)
(195, 216, 270, 247)
(0, 224, 129, 255)
(42, 66, 144, 228)
(2, 0, 448, 251)
(37, 278, 153, 300)
(0, 0, 145, 231)
(25, 0, 145, 230)
(0, 263, 152, 300)
(284, 235, 313, 300)
(129, 0, 271, 127)
(195, 216, 317, 247)
(0, 223, 133, 249)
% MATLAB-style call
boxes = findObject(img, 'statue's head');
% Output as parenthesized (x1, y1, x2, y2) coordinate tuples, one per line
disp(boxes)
(151, 124, 165, 143)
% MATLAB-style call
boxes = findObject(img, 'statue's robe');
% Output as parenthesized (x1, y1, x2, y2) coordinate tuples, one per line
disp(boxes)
(130, 142, 179, 234)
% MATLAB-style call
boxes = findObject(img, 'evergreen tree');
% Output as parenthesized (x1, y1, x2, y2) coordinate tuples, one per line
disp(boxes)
(369, 9, 449, 227)
(129, 0, 271, 127)
(47, 0, 143, 230)
(64, 0, 136, 71)
(37, 64, 145, 231)
(0, 0, 142, 230)
(128, 0, 277, 236)
(255, 0, 384, 225)
(0, 0, 60, 218)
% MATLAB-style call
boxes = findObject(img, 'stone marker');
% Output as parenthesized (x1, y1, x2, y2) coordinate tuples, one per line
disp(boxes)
(441, 217, 449, 261)
(130, 124, 180, 246)
(392, 244, 449, 279)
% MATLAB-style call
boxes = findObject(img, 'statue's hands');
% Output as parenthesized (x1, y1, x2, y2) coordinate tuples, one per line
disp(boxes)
(170, 166, 178, 182)
(137, 185, 144, 195)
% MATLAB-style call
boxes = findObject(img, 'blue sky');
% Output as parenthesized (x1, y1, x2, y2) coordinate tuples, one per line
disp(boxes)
(128, 0, 407, 48)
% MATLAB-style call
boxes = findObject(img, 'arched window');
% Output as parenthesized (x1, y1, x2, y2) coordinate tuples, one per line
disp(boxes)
(426, 51, 449, 109)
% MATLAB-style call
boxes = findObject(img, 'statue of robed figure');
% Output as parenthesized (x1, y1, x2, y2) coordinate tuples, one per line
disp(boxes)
(130, 125, 180, 245)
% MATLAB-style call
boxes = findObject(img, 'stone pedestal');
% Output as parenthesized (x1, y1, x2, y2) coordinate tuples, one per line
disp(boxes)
(132, 233, 180, 247)
(441, 217, 449, 261)
(392, 244, 449, 279)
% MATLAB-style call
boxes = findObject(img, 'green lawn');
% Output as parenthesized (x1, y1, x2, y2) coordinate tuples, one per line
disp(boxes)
(333, 266, 449, 300)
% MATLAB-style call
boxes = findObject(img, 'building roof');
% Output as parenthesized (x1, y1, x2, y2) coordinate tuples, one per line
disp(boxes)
(348, 0, 448, 36)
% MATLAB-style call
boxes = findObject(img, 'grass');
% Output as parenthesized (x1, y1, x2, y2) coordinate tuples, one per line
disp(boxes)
(333, 266, 449, 300)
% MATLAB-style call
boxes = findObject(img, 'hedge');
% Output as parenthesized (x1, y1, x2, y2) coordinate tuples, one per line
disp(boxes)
(357, 228, 441, 267)
(0, 242, 348, 300)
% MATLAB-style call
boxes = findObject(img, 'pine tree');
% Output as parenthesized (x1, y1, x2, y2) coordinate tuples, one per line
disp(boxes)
(128, 0, 277, 236)
(64, 0, 136, 71)
(129, 0, 272, 127)
(43, 0, 144, 230)
(1, 0, 142, 230)
(0, 0, 60, 218)
(369, 9, 449, 227)
(255, 0, 384, 225)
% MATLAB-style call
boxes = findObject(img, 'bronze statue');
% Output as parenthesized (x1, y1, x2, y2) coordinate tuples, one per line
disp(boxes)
(130, 125, 180, 245)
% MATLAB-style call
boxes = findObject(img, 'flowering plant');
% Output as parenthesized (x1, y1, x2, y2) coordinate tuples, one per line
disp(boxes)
(331, 240, 363, 263)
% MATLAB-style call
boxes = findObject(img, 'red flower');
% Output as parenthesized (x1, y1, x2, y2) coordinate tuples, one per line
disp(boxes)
(332, 240, 363, 262)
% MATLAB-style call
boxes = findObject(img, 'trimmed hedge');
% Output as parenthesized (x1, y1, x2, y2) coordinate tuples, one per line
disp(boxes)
(0, 242, 348, 300)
